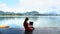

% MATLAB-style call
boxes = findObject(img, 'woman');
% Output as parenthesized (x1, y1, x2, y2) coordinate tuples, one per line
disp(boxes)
(23, 17, 34, 31)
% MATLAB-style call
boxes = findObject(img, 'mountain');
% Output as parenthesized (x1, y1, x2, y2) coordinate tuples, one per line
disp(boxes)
(0, 11, 5, 14)
(0, 11, 58, 16)
(0, 11, 22, 15)
(23, 11, 39, 16)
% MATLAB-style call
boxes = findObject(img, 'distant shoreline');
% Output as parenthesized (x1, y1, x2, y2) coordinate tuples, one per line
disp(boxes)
(0, 15, 60, 17)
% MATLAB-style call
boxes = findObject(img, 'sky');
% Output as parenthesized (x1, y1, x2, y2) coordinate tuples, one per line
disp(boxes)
(0, 0, 60, 14)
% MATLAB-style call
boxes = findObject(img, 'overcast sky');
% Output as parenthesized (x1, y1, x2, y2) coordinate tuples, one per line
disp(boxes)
(0, 0, 60, 14)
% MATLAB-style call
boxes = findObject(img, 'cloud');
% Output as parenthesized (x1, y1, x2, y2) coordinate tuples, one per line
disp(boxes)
(0, 0, 60, 13)
(0, 3, 9, 12)
(19, 0, 60, 13)
(0, 3, 21, 13)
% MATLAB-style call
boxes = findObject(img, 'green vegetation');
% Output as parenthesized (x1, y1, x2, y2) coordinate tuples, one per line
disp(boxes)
(0, 14, 23, 17)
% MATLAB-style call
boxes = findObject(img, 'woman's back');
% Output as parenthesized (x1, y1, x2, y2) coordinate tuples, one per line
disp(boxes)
(23, 17, 34, 31)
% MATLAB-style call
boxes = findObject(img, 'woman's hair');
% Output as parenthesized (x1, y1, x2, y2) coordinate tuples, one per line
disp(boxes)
(24, 17, 29, 26)
(25, 17, 29, 21)
(24, 17, 29, 23)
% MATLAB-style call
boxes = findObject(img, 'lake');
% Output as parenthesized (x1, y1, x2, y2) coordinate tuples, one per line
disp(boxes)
(0, 16, 60, 28)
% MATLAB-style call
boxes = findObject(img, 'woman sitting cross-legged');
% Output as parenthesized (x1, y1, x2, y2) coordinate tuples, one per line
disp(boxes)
(23, 17, 35, 31)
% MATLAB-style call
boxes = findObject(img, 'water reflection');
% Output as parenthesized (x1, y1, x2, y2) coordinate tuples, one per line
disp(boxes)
(24, 30, 33, 34)
(29, 17, 39, 21)
(0, 16, 60, 28)
(0, 17, 15, 21)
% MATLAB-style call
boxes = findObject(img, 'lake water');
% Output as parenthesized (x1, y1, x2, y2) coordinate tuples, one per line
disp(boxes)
(0, 16, 60, 28)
